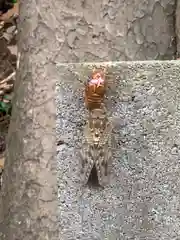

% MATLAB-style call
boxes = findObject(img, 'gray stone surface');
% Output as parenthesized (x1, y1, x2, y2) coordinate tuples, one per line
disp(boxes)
(0, 1, 59, 239)
(54, 0, 176, 61)
(56, 61, 180, 240)
(176, 0, 180, 57)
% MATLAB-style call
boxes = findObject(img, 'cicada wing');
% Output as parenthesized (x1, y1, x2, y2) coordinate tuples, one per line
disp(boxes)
(95, 147, 112, 187)
(95, 122, 113, 187)
(79, 147, 94, 185)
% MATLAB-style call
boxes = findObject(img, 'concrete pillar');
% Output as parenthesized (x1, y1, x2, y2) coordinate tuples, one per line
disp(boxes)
(56, 61, 180, 239)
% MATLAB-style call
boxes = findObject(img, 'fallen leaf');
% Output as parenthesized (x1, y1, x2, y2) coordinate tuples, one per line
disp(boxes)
(0, 156, 4, 169)
(0, 2, 19, 21)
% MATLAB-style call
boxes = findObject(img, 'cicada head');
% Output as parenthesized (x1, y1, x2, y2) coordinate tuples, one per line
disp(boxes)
(89, 107, 107, 128)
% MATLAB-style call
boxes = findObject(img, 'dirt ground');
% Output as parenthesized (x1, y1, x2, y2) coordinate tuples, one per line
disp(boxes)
(0, 3, 18, 185)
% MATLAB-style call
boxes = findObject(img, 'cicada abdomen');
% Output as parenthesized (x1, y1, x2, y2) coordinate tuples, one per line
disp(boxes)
(84, 68, 107, 110)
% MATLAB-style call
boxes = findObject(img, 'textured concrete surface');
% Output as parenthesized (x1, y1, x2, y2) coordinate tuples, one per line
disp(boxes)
(0, 0, 59, 239)
(56, 61, 180, 240)
(54, 0, 176, 61)
(176, 0, 180, 57)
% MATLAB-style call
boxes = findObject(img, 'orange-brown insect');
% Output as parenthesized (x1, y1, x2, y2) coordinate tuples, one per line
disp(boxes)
(84, 68, 107, 110)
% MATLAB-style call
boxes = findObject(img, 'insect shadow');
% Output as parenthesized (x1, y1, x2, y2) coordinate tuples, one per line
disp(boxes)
(86, 165, 103, 188)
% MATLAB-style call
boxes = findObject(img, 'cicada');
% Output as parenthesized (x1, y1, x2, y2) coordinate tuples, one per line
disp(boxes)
(79, 108, 112, 187)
